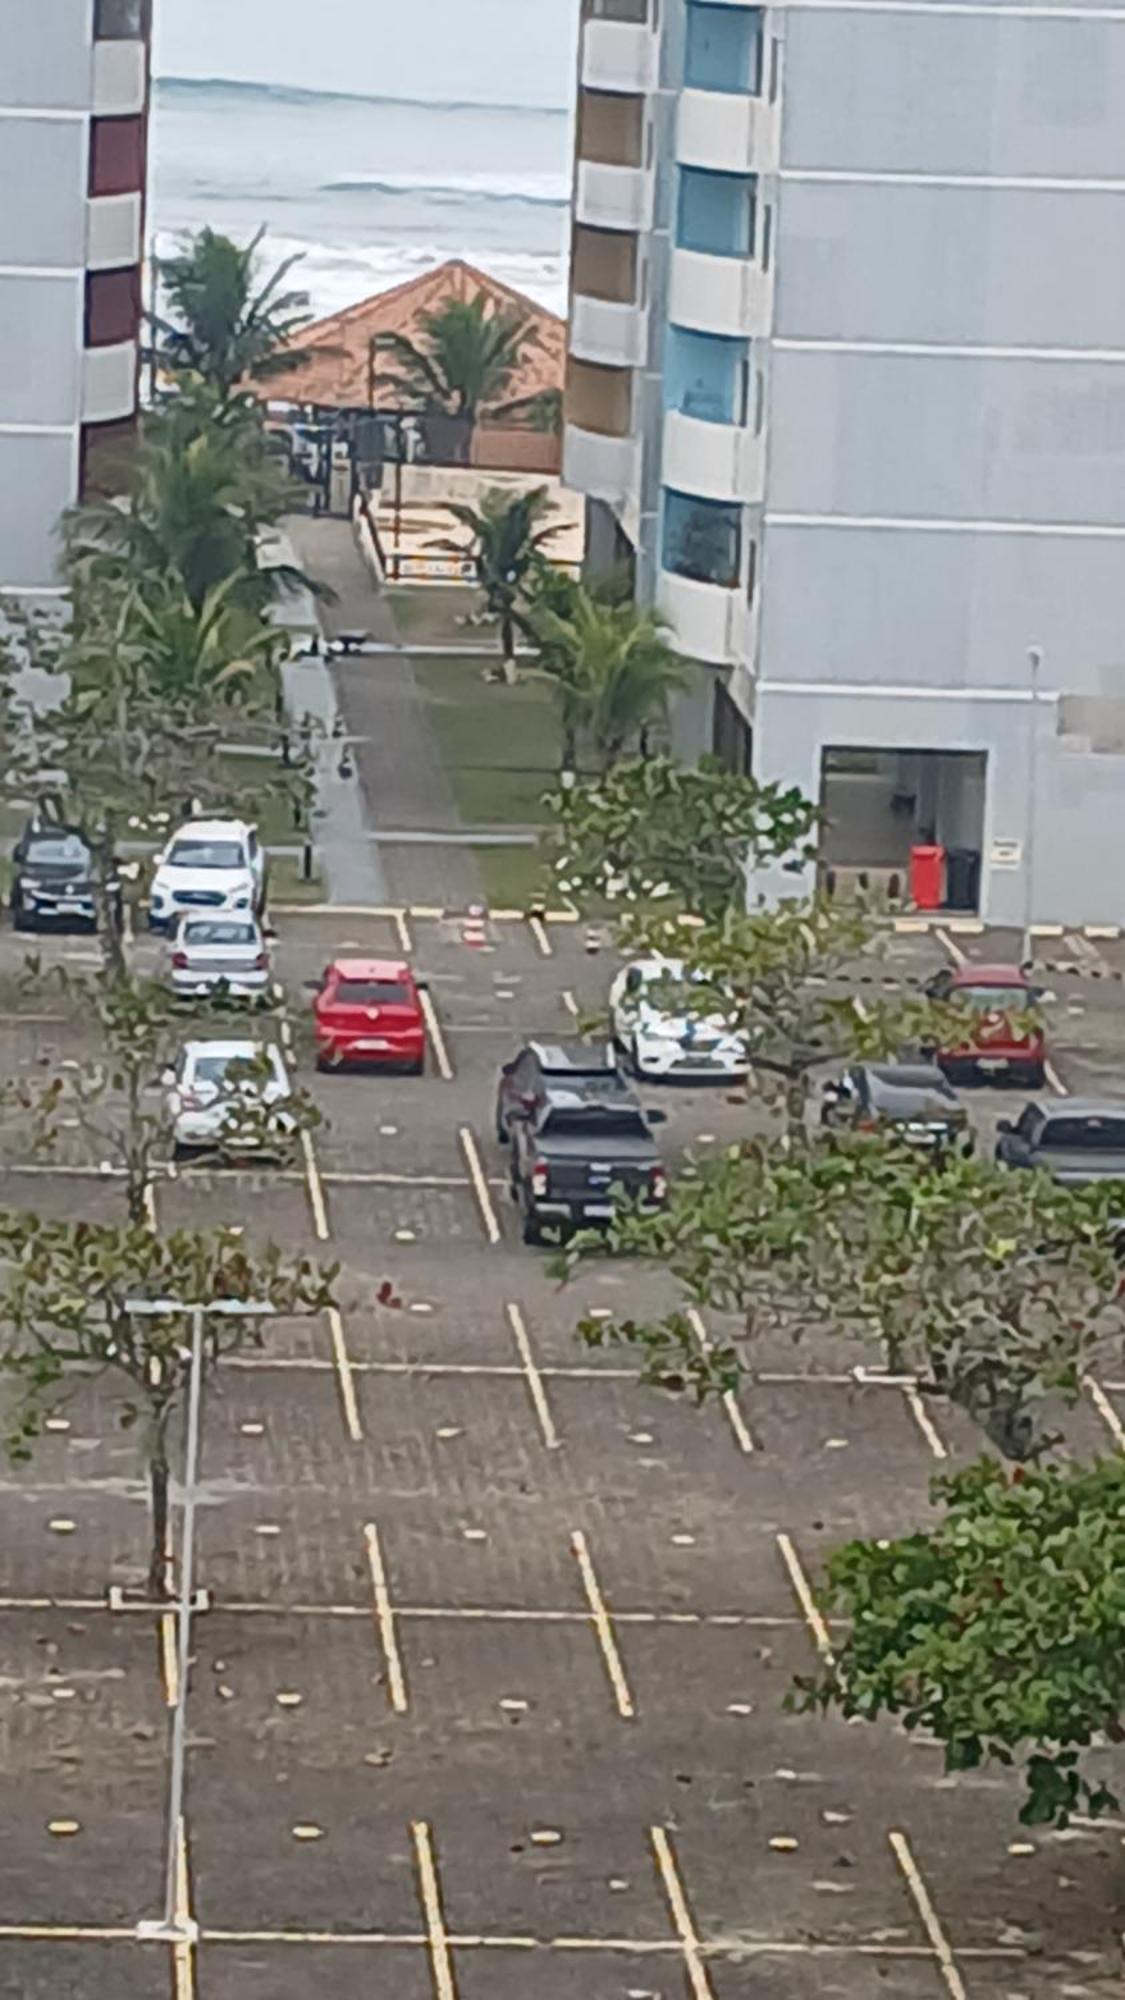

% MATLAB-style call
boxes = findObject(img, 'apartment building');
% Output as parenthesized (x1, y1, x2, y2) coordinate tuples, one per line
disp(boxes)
(1, 0, 150, 601)
(565, 0, 1125, 927)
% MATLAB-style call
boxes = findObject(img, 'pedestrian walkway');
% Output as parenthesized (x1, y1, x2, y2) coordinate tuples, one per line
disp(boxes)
(285, 514, 485, 908)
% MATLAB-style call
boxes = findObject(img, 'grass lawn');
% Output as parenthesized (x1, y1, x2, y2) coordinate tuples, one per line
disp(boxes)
(267, 856, 326, 906)
(474, 842, 554, 913)
(384, 585, 486, 648)
(411, 654, 562, 827)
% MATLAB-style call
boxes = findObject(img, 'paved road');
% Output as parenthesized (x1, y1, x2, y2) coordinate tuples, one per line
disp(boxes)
(0, 907, 1122, 1998)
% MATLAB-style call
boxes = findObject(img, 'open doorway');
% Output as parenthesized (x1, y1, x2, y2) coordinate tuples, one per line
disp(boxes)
(819, 748, 987, 911)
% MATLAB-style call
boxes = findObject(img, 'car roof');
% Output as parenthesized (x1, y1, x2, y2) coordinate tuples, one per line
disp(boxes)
(949, 962, 1029, 987)
(182, 1039, 280, 1060)
(1034, 1099, 1125, 1122)
(169, 819, 253, 839)
(541, 1076, 642, 1109)
(526, 1039, 617, 1072)
(22, 821, 87, 841)
(330, 958, 412, 981)
(865, 1063, 952, 1090)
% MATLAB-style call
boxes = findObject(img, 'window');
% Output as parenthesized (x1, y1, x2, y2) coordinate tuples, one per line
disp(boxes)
(662, 490, 741, 589)
(335, 980, 413, 1005)
(541, 1108, 650, 1141)
(85, 268, 141, 347)
(182, 922, 259, 947)
(95, 0, 149, 34)
(685, 3, 763, 94)
(1041, 1116, 1125, 1151)
(24, 833, 90, 865)
(664, 327, 749, 424)
(677, 168, 757, 258)
(168, 839, 246, 870)
(89, 115, 146, 196)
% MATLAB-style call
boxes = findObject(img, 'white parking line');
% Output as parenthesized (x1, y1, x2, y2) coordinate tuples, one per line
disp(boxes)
(506, 1302, 560, 1450)
(363, 1522, 408, 1713)
(328, 1306, 363, 1443)
(394, 908, 414, 956)
(902, 1385, 947, 1461)
(459, 1127, 501, 1245)
(935, 929, 967, 967)
(889, 1830, 967, 2000)
(571, 1529, 635, 1720)
(1044, 1059, 1067, 1096)
(1084, 1375, 1125, 1449)
(776, 1532, 834, 1663)
(419, 988, 454, 1081)
(686, 1307, 754, 1454)
(529, 915, 553, 959)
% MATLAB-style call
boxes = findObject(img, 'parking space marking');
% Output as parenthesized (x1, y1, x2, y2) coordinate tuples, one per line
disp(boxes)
(161, 1610, 180, 1707)
(529, 915, 553, 959)
(143, 1178, 158, 1230)
(460, 1126, 501, 1244)
(776, 1532, 834, 1663)
(300, 1130, 331, 1240)
(394, 908, 414, 956)
(419, 987, 454, 1080)
(651, 1826, 716, 2000)
(1084, 1374, 1125, 1449)
(889, 1830, 967, 2000)
(364, 1521, 408, 1713)
(903, 1385, 948, 1461)
(561, 988, 580, 1020)
(571, 1528, 635, 1720)
(328, 1306, 363, 1443)
(686, 1307, 754, 1454)
(506, 1302, 560, 1449)
(1044, 1059, 1067, 1096)
(935, 929, 967, 967)
(174, 1815, 196, 2000)
(412, 1821, 458, 2000)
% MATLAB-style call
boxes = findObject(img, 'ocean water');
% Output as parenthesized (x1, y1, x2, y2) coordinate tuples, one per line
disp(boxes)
(150, 77, 573, 321)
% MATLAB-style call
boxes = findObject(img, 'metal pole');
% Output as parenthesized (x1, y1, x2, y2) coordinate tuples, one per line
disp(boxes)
(163, 1302, 204, 1928)
(1021, 645, 1042, 965)
(393, 420, 403, 583)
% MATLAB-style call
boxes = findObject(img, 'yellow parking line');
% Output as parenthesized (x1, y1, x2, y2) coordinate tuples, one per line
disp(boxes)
(161, 1611, 179, 1708)
(686, 1308, 754, 1454)
(412, 1821, 457, 2000)
(173, 1816, 196, 2000)
(650, 1826, 715, 2000)
(506, 1303, 560, 1450)
(529, 915, 553, 959)
(1084, 1375, 1125, 1449)
(300, 1130, 331, 1240)
(328, 1306, 363, 1443)
(571, 1529, 635, 1720)
(889, 1830, 967, 2000)
(419, 989, 453, 1081)
(394, 908, 414, 955)
(364, 1522, 408, 1713)
(459, 1127, 501, 1245)
(903, 1385, 947, 1461)
(776, 1532, 834, 1663)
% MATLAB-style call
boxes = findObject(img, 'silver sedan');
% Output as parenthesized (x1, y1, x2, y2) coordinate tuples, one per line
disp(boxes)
(167, 914, 272, 1000)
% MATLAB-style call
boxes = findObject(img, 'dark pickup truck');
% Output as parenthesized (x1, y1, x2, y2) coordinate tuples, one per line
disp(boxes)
(508, 1082, 667, 1245)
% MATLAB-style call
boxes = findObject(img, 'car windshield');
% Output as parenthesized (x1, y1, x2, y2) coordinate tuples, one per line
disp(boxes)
(335, 979, 412, 1004)
(183, 922, 258, 947)
(542, 1108, 650, 1140)
(26, 834, 88, 865)
(960, 985, 1030, 1010)
(190, 1053, 271, 1088)
(1041, 1117, 1125, 1151)
(168, 839, 245, 870)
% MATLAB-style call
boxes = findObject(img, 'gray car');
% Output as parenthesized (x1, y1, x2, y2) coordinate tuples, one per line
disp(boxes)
(821, 1063, 972, 1153)
(995, 1101, 1125, 1186)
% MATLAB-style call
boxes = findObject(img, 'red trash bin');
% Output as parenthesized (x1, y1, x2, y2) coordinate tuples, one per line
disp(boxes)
(910, 843, 946, 912)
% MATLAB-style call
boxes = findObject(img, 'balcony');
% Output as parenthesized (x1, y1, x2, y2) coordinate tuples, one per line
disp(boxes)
(86, 191, 143, 270)
(92, 38, 147, 115)
(83, 339, 138, 424)
(657, 569, 751, 667)
(576, 159, 653, 231)
(677, 89, 779, 175)
(570, 293, 646, 368)
(669, 245, 772, 338)
(663, 408, 764, 505)
(583, 19, 657, 92)
(563, 421, 640, 506)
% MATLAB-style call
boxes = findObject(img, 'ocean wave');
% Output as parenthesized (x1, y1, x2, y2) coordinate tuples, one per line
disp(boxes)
(322, 172, 568, 210)
(156, 73, 569, 120)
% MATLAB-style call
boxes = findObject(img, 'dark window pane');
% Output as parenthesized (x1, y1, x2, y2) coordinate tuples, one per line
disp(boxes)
(95, 0, 149, 37)
(85, 267, 141, 347)
(336, 981, 412, 1005)
(89, 115, 146, 196)
(662, 489, 741, 588)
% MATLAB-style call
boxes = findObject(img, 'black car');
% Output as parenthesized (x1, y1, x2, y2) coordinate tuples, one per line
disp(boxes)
(495, 1038, 624, 1143)
(10, 824, 121, 932)
(508, 1078, 667, 1245)
(995, 1100, 1125, 1187)
(821, 1063, 973, 1153)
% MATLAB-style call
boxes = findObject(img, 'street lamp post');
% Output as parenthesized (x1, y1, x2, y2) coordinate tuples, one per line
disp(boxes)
(1021, 645, 1043, 966)
(132, 1295, 275, 1946)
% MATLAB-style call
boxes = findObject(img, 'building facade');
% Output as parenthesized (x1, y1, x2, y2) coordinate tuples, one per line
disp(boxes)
(1, 0, 150, 602)
(564, 0, 1125, 927)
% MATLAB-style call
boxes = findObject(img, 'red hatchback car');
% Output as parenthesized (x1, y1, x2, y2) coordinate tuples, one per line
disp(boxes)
(927, 961, 1046, 1087)
(312, 959, 426, 1073)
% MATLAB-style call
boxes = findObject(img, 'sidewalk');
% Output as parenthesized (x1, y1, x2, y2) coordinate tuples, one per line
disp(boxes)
(285, 514, 485, 908)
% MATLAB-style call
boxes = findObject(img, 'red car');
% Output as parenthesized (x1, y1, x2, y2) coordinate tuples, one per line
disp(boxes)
(312, 958, 426, 1073)
(927, 962, 1046, 1087)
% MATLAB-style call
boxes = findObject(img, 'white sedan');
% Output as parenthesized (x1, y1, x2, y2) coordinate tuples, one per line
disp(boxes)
(609, 958, 747, 1083)
(164, 1040, 294, 1158)
(167, 915, 272, 1001)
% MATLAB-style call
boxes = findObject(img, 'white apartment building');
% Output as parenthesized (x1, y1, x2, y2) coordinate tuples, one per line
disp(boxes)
(1, 0, 150, 601)
(565, 0, 1125, 926)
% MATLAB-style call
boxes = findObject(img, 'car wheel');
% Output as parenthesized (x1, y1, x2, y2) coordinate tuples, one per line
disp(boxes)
(521, 1209, 544, 1247)
(1025, 1063, 1046, 1090)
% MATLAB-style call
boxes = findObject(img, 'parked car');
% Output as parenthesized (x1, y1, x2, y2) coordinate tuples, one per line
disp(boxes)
(508, 1079, 667, 1245)
(164, 1039, 292, 1159)
(821, 1062, 973, 1153)
(149, 819, 266, 933)
(926, 962, 1046, 1087)
(167, 914, 271, 1002)
(496, 1038, 623, 1143)
(608, 957, 747, 1083)
(311, 958, 426, 1072)
(995, 1100, 1125, 1187)
(10, 823, 120, 932)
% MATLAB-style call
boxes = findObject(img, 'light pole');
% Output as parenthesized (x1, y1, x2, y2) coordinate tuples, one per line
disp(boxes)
(132, 1295, 275, 1947)
(1021, 645, 1043, 966)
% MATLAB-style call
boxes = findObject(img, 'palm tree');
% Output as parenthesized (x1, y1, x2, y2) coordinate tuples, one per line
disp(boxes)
(152, 227, 312, 401)
(436, 486, 559, 678)
(116, 573, 290, 710)
(531, 588, 689, 771)
(380, 297, 538, 460)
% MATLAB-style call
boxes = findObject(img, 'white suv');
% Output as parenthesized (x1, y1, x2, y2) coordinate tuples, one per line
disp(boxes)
(149, 819, 265, 933)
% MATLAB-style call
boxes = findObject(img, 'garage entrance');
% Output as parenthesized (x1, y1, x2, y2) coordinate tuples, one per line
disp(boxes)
(819, 748, 987, 911)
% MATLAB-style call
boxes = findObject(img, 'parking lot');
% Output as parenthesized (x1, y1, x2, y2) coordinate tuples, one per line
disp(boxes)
(0, 904, 1123, 1999)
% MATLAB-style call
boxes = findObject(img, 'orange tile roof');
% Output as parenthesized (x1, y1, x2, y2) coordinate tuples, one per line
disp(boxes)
(259, 258, 565, 413)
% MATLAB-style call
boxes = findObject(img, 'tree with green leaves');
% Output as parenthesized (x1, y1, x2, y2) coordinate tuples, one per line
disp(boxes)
(0, 1215, 333, 1597)
(437, 484, 560, 677)
(568, 1136, 1123, 1461)
(796, 1455, 1125, 1828)
(380, 294, 538, 456)
(152, 226, 313, 401)
(545, 754, 819, 920)
(529, 587, 688, 772)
